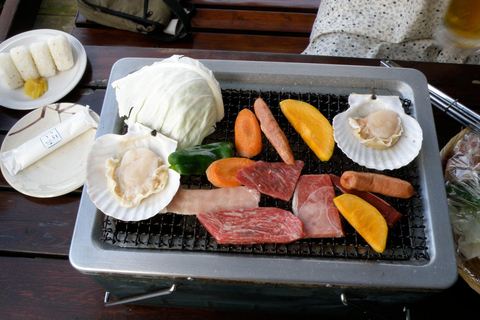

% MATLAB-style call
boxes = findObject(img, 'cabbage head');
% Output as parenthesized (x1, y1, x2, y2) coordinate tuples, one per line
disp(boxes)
(112, 55, 224, 150)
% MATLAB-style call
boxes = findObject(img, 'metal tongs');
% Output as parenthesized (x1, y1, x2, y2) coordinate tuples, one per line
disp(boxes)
(380, 60, 480, 133)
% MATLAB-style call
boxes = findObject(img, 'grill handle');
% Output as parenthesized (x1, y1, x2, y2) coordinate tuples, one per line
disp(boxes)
(380, 60, 480, 133)
(104, 284, 177, 307)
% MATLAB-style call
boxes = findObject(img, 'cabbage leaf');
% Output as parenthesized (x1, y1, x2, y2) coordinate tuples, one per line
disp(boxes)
(112, 55, 224, 150)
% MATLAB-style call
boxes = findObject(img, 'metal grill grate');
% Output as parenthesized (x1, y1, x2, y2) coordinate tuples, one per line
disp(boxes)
(101, 89, 429, 261)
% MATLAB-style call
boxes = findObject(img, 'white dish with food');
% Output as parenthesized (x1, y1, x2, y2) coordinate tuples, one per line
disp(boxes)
(0, 29, 86, 110)
(333, 93, 423, 170)
(0, 103, 99, 197)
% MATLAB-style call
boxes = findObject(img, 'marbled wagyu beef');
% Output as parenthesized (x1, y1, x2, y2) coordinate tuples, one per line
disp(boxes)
(235, 160, 304, 201)
(197, 207, 304, 244)
(292, 174, 344, 238)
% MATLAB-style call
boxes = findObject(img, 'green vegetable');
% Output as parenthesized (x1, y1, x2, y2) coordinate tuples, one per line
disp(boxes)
(112, 55, 224, 150)
(446, 182, 480, 209)
(168, 142, 233, 175)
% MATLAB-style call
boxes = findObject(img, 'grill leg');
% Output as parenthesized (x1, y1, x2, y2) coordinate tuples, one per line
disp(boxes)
(104, 284, 177, 307)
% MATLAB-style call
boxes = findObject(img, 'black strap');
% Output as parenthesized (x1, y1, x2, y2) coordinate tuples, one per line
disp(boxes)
(82, 0, 163, 28)
(82, 0, 196, 42)
(149, 0, 197, 42)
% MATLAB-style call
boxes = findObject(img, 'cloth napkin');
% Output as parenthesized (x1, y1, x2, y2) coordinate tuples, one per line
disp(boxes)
(303, 0, 479, 64)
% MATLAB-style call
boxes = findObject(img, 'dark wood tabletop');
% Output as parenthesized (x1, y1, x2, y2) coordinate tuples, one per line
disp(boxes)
(1, 45, 480, 319)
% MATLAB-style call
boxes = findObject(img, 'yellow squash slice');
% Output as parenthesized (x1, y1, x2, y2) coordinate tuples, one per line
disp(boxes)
(333, 194, 388, 253)
(280, 99, 334, 161)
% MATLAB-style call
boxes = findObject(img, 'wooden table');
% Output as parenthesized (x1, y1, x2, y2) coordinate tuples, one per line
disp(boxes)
(1, 46, 479, 319)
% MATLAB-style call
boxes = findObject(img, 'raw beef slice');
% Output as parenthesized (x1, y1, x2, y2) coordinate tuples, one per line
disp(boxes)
(236, 160, 304, 201)
(197, 207, 304, 244)
(292, 174, 344, 238)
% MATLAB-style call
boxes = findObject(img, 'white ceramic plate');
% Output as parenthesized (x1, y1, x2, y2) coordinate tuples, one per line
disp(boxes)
(0, 103, 99, 197)
(0, 29, 87, 110)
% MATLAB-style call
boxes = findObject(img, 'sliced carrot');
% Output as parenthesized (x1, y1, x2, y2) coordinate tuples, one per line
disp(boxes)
(333, 194, 388, 253)
(235, 108, 263, 158)
(206, 157, 256, 188)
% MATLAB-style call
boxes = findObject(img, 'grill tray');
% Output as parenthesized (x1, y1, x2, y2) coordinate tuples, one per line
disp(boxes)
(70, 58, 456, 290)
(102, 89, 428, 261)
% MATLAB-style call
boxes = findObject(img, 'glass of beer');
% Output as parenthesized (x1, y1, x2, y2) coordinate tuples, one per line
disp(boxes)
(435, 0, 480, 53)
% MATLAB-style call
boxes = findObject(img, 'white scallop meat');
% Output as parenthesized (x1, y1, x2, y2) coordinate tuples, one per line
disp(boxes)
(333, 93, 423, 170)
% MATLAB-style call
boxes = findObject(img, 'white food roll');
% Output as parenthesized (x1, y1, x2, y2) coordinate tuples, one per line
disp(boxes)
(30, 41, 57, 78)
(10, 45, 40, 81)
(0, 53, 24, 89)
(47, 35, 74, 71)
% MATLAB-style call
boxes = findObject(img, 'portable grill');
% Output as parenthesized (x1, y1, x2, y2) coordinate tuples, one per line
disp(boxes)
(70, 58, 457, 317)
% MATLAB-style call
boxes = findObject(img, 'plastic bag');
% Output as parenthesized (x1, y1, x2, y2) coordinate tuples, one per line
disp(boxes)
(445, 131, 480, 260)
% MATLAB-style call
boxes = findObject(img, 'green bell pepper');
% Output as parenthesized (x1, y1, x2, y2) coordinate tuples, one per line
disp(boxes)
(168, 142, 233, 175)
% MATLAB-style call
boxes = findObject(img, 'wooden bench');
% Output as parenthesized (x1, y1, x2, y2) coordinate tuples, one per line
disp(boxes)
(0, 0, 43, 41)
(72, 0, 321, 54)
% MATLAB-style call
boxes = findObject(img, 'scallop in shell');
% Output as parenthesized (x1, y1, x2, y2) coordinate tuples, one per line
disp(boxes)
(333, 93, 423, 170)
(86, 123, 180, 221)
(349, 109, 403, 149)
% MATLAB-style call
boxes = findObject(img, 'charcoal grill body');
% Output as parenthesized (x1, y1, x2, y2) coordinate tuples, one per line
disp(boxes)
(70, 58, 457, 315)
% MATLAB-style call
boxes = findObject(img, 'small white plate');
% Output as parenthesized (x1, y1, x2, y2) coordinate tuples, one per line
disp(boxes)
(0, 29, 87, 110)
(0, 103, 99, 198)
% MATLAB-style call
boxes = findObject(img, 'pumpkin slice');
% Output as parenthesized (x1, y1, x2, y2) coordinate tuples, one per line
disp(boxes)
(333, 193, 388, 253)
(280, 99, 334, 161)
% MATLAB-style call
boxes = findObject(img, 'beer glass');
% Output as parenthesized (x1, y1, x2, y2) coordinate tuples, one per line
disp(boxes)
(435, 0, 480, 53)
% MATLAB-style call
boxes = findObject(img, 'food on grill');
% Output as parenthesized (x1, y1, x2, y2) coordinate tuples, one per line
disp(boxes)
(86, 123, 180, 221)
(292, 175, 344, 238)
(206, 157, 255, 188)
(333, 93, 423, 170)
(30, 41, 57, 78)
(349, 109, 403, 149)
(168, 142, 233, 175)
(340, 171, 415, 199)
(234, 108, 262, 158)
(197, 207, 304, 244)
(112, 55, 224, 150)
(9, 45, 40, 81)
(106, 147, 169, 208)
(254, 97, 295, 165)
(166, 186, 261, 215)
(47, 34, 74, 71)
(0, 53, 24, 89)
(330, 174, 402, 228)
(280, 99, 335, 161)
(333, 194, 388, 253)
(23, 77, 47, 99)
(236, 160, 304, 201)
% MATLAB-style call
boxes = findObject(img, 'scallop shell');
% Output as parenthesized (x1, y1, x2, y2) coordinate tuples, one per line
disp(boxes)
(333, 93, 423, 170)
(86, 123, 180, 221)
